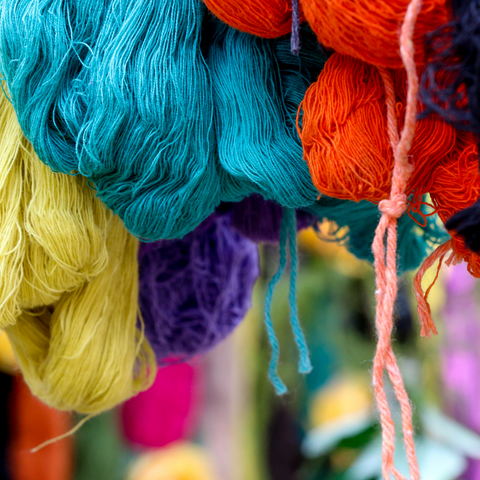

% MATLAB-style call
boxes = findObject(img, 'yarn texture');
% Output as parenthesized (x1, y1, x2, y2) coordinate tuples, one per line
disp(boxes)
(300, 0, 450, 68)
(139, 214, 259, 362)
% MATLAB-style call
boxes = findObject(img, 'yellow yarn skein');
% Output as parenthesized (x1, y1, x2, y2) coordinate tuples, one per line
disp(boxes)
(19, 148, 110, 309)
(0, 91, 156, 413)
(7, 215, 156, 413)
(0, 99, 25, 328)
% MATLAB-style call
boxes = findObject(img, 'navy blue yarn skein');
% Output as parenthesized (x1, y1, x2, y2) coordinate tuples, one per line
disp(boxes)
(0, 0, 224, 241)
(421, 0, 480, 252)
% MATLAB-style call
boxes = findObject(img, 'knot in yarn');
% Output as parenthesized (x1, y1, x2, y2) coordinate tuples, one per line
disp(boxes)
(300, 0, 450, 68)
(299, 53, 456, 203)
(379, 194, 408, 218)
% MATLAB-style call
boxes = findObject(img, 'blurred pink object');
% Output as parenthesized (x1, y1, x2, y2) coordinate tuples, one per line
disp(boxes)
(121, 361, 201, 449)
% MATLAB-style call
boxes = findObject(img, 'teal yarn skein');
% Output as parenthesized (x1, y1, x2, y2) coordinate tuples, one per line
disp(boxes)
(0, 0, 224, 241)
(207, 22, 326, 209)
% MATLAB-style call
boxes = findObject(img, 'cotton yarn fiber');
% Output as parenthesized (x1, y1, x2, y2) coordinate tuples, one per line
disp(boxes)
(208, 22, 325, 210)
(202, 0, 299, 38)
(299, 53, 457, 203)
(224, 195, 316, 243)
(139, 214, 259, 362)
(0, 0, 226, 241)
(0, 93, 155, 413)
(300, 0, 450, 68)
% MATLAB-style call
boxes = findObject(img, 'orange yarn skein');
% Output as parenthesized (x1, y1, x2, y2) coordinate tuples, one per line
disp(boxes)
(299, 53, 456, 203)
(300, 0, 449, 68)
(430, 131, 480, 278)
(203, 0, 299, 38)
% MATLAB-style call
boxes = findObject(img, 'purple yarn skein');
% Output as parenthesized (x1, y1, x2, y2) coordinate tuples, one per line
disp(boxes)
(228, 194, 317, 243)
(139, 214, 260, 362)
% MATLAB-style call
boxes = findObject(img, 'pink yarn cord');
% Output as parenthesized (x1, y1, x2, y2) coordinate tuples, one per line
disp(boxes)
(372, 0, 423, 479)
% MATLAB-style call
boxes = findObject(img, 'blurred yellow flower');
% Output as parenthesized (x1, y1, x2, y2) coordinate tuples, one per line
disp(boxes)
(128, 442, 218, 480)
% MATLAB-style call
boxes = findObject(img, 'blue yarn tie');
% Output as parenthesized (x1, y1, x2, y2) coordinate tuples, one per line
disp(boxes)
(264, 207, 312, 395)
(264, 210, 289, 395)
(285, 207, 312, 374)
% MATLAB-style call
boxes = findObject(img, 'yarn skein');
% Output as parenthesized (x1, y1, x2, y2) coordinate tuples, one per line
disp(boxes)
(421, 0, 480, 253)
(300, 0, 450, 68)
(7, 214, 156, 413)
(0, 0, 223, 241)
(138, 214, 259, 362)
(0, 91, 110, 327)
(298, 53, 457, 204)
(0, 92, 155, 413)
(207, 22, 325, 210)
(370, 0, 423, 476)
(202, 0, 299, 38)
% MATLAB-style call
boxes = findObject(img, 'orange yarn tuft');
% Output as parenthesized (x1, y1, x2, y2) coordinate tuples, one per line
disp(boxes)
(298, 53, 456, 203)
(430, 131, 480, 278)
(202, 0, 300, 38)
(300, 0, 450, 68)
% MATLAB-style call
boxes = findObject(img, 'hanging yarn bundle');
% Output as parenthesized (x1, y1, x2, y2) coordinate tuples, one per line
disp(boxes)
(207, 22, 325, 209)
(0, 93, 155, 413)
(299, 53, 457, 203)
(300, 0, 450, 68)
(138, 214, 259, 362)
(202, 0, 299, 38)
(0, 0, 225, 241)
(421, 0, 480, 253)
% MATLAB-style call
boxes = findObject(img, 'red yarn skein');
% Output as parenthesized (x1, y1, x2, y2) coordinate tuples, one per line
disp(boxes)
(300, 0, 449, 68)
(298, 53, 456, 203)
(202, 0, 300, 38)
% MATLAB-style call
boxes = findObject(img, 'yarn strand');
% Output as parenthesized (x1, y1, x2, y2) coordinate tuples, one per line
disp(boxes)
(285, 207, 312, 374)
(264, 210, 289, 395)
(372, 0, 423, 478)
(414, 240, 453, 337)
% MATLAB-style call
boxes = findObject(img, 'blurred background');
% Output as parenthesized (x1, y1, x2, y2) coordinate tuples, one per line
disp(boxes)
(1, 227, 480, 480)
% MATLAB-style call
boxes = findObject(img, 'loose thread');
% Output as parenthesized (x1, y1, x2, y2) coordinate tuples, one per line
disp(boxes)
(414, 240, 452, 337)
(30, 414, 94, 453)
(285, 207, 312, 374)
(264, 210, 289, 395)
(372, 0, 423, 478)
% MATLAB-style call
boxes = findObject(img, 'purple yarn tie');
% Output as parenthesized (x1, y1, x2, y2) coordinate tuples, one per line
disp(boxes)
(291, 0, 301, 55)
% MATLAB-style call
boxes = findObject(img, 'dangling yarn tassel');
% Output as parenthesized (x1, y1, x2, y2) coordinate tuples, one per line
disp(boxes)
(371, 1, 423, 478)
(414, 239, 455, 337)
(264, 207, 311, 394)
